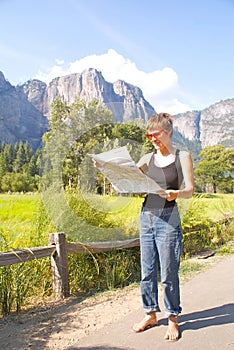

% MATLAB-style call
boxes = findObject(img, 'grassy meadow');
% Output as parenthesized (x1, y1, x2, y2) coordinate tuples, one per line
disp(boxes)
(0, 192, 234, 316)
(1, 192, 233, 245)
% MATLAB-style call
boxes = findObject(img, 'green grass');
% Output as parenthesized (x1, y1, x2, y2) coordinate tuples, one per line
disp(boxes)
(0, 193, 54, 250)
(193, 193, 234, 220)
(179, 260, 207, 282)
(0, 193, 233, 248)
(0, 194, 39, 247)
(0, 192, 233, 316)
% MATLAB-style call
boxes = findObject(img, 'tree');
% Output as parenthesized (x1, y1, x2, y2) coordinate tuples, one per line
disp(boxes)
(0, 153, 6, 190)
(195, 144, 234, 193)
(62, 98, 114, 187)
(23, 141, 33, 163)
(1, 172, 36, 192)
(50, 98, 70, 128)
(13, 142, 27, 173)
(1, 143, 14, 172)
(0, 142, 39, 192)
(28, 154, 39, 176)
(112, 122, 144, 143)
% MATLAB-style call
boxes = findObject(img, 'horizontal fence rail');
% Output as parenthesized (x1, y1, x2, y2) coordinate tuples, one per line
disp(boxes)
(0, 245, 56, 267)
(0, 233, 140, 299)
(0, 215, 232, 299)
(66, 238, 140, 254)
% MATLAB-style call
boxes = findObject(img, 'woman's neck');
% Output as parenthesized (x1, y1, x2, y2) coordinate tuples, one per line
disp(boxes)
(156, 144, 175, 156)
(154, 145, 176, 167)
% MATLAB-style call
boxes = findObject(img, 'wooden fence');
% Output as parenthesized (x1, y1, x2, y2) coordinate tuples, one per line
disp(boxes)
(0, 233, 140, 299)
(0, 215, 232, 299)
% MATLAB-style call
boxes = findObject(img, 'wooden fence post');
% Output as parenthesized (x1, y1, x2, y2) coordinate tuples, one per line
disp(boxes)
(49, 232, 70, 299)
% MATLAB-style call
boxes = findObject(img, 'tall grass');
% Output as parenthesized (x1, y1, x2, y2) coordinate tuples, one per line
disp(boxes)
(0, 194, 55, 315)
(0, 192, 233, 316)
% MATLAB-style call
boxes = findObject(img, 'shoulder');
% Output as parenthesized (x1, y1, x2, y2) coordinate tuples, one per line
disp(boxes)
(177, 150, 193, 168)
(137, 152, 153, 165)
(177, 150, 190, 159)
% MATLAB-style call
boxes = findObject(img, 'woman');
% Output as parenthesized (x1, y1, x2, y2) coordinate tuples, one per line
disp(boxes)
(133, 112, 194, 341)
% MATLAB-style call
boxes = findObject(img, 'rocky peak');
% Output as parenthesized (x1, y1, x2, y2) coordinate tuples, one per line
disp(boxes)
(0, 71, 13, 92)
(173, 99, 234, 149)
(200, 99, 234, 148)
(1, 67, 233, 151)
(173, 111, 201, 141)
(25, 68, 155, 122)
(0, 72, 48, 150)
(16, 79, 47, 114)
(113, 80, 154, 122)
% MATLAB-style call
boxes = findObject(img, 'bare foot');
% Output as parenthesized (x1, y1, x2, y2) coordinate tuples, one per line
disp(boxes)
(132, 313, 158, 333)
(164, 316, 180, 341)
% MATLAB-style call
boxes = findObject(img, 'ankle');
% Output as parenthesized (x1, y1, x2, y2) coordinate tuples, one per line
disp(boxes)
(168, 316, 178, 324)
(146, 312, 157, 320)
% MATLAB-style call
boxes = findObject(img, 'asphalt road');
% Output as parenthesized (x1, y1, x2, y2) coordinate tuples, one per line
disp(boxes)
(70, 253, 234, 350)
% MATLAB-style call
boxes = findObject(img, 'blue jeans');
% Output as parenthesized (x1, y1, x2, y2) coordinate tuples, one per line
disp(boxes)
(140, 205, 182, 318)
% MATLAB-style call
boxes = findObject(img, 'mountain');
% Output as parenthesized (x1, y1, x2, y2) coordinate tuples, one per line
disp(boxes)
(173, 99, 234, 149)
(18, 68, 155, 123)
(0, 68, 233, 151)
(0, 72, 48, 151)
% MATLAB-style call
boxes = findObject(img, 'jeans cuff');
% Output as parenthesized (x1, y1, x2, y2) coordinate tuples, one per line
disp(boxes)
(165, 309, 182, 318)
(145, 306, 161, 314)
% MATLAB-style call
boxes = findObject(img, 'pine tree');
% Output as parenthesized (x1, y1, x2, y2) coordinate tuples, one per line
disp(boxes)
(13, 142, 26, 173)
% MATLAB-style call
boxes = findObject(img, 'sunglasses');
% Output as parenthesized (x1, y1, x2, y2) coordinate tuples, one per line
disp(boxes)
(145, 130, 164, 140)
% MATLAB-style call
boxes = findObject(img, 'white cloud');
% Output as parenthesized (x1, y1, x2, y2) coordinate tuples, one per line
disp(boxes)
(55, 58, 65, 65)
(35, 49, 193, 114)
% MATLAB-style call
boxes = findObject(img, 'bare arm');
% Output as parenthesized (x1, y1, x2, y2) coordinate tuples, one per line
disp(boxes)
(165, 151, 194, 201)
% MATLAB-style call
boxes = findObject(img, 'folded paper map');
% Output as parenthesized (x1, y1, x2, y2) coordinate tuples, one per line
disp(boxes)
(89, 146, 162, 194)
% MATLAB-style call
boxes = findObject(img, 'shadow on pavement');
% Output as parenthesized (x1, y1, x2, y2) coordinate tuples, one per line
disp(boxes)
(159, 303, 234, 334)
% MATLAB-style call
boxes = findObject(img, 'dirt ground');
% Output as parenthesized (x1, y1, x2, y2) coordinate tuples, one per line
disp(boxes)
(0, 284, 142, 350)
(0, 252, 228, 350)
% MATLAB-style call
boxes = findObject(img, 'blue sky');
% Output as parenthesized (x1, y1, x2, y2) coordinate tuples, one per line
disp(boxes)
(0, 0, 233, 114)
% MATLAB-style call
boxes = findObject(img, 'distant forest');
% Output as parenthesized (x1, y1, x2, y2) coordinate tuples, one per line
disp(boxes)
(0, 98, 233, 194)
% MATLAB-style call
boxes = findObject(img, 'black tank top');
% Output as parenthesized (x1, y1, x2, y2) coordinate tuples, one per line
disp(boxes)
(143, 149, 184, 209)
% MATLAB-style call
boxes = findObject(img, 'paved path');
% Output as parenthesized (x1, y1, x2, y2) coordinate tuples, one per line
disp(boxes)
(70, 253, 234, 350)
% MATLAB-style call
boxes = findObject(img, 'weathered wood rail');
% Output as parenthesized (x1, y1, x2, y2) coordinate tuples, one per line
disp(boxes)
(0, 233, 140, 299)
(0, 215, 232, 299)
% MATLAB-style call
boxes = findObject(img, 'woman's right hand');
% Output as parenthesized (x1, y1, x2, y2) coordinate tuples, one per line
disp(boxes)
(92, 159, 102, 169)
(156, 189, 167, 198)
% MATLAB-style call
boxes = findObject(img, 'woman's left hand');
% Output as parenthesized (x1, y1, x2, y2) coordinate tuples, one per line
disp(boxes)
(165, 190, 178, 201)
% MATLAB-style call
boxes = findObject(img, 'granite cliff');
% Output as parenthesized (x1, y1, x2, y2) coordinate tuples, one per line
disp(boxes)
(19, 68, 155, 122)
(0, 72, 48, 150)
(0, 68, 233, 151)
(173, 99, 234, 148)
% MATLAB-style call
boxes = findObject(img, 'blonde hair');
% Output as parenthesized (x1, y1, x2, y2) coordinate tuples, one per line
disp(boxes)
(146, 113, 173, 134)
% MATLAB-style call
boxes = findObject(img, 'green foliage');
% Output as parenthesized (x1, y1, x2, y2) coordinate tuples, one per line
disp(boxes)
(68, 248, 141, 293)
(1, 172, 37, 192)
(0, 193, 233, 316)
(218, 244, 233, 255)
(0, 258, 52, 316)
(179, 194, 234, 257)
(43, 97, 115, 190)
(0, 154, 6, 188)
(50, 97, 70, 128)
(1, 143, 14, 172)
(0, 142, 40, 192)
(112, 122, 144, 143)
(0, 195, 54, 315)
(43, 97, 151, 192)
(65, 189, 115, 229)
(195, 144, 234, 193)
